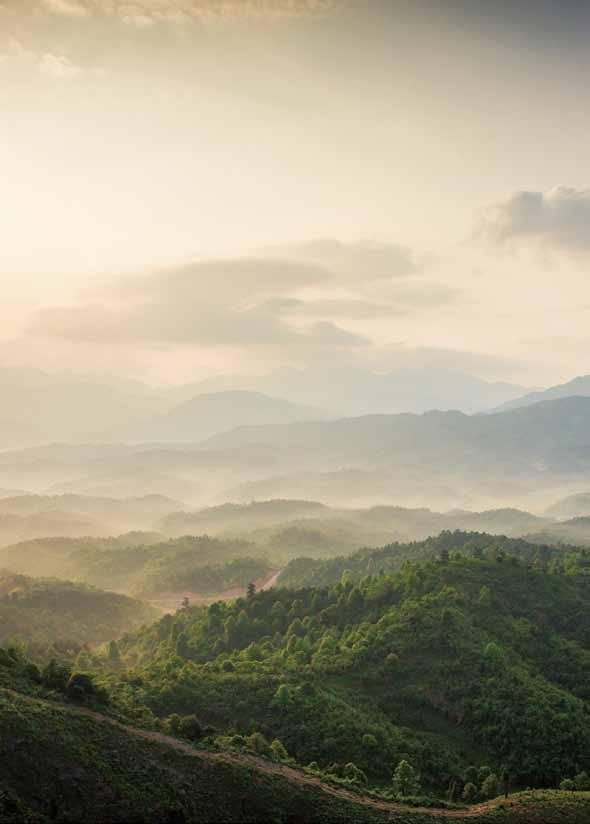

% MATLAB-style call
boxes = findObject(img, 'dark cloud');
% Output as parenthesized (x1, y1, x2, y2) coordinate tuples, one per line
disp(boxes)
(480, 186, 590, 251)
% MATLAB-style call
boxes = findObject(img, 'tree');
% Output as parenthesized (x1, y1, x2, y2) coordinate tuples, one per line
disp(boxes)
(560, 778, 576, 791)
(247, 581, 257, 600)
(464, 766, 479, 786)
(481, 773, 499, 799)
(575, 771, 590, 791)
(270, 739, 289, 761)
(42, 659, 71, 691)
(462, 783, 478, 803)
(478, 765, 492, 786)
(392, 760, 420, 796)
(108, 640, 120, 662)
(175, 631, 191, 659)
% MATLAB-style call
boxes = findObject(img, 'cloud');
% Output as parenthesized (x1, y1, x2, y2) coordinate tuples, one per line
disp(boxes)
(264, 238, 417, 282)
(28, 258, 369, 351)
(0, 38, 82, 78)
(41, 0, 90, 17)
(479, 186, 590, 252)
(32, 0, 345, 25)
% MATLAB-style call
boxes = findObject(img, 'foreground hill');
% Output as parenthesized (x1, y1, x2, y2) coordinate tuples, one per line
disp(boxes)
(0, 573, 158, 651)
(104, 542, 590, 795)
(1, 686, 589, 823)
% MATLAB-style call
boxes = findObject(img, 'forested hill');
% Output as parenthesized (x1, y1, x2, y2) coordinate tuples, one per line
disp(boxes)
(278, 530, 588, 588)
(99, 543, 590, 795)
(0, 573, 158, 651)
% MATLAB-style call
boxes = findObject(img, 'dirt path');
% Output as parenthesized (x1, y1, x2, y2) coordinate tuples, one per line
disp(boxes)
(3, 688, 519, 820)
(259, 568, 282, 590)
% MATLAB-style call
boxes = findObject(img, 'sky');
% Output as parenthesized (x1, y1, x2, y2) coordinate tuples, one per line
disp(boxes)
(2, 0, 590, 387)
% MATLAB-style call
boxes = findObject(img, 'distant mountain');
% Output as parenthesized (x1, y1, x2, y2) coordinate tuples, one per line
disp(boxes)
(546, 492, 590, 519)
(204, 397, 590, 509)
(109, 390, 328, 443)
(492, 374, 590, 412)
(176, 366, 532, 416)
(0, 368, 167, 448)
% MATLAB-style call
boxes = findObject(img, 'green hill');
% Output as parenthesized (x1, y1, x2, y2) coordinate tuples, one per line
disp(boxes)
(1, 660, 589, 822)
(104, 542, 590, 795)
(0, 535, 271, 598)
(0, 573, 158, 652)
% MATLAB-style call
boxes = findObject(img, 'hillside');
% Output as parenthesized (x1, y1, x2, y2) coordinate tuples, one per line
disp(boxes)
(0, 535, 271, 599)
(0, 573, 158, 651)
(2, 688, 589, 823)
(161, 500, 550, 551)
(0, 494, 184, 536)
(100, 542, 590, 796)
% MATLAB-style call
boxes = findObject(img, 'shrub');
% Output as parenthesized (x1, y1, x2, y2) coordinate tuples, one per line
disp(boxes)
(575, 771, 590, 791)
(270, 739, 289, 761)
(560, 779, 576, 791)
(343, 762, 367, 785)
(246, 732, 271, 756)
(177, 715, 202, 741)
(462, 783, 478, 803)
(65, 672, 96, 702)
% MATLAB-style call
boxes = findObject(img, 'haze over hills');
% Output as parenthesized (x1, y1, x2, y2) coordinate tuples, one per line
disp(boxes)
(173, 366, 533, 416)
(107, 390, 328, 444)
(0, 366, 539, 449)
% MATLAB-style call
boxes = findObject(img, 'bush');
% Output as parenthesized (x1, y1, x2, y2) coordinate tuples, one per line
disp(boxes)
(270, 739, 289, 761)
(575, 771, 590, 791)
(462, 782, 478, 803)
(65, 672, 97, 702)
(560, 779, 576, 791)
(177, 715, 203, 741)
(392, 760, 420, 796)
(246, 732, 271, 756)
(343, 762, 367, 785)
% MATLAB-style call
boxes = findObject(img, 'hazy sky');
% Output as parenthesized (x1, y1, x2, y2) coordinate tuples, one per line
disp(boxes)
(2, 0, 590, 386)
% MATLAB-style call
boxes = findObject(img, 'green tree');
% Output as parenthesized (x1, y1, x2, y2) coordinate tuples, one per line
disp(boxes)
(560, 778, 575, 791)
(392, 760, 420, 796)
(481, 773, 499, 799)
(247, 581, 257, 600)
(108, 640, 120, 662)
(270, 739, 289, 761)
(575, 772, 590, 791)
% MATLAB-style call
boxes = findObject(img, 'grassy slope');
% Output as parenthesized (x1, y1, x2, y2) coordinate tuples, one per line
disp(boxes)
(1, 689, 589, 824)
